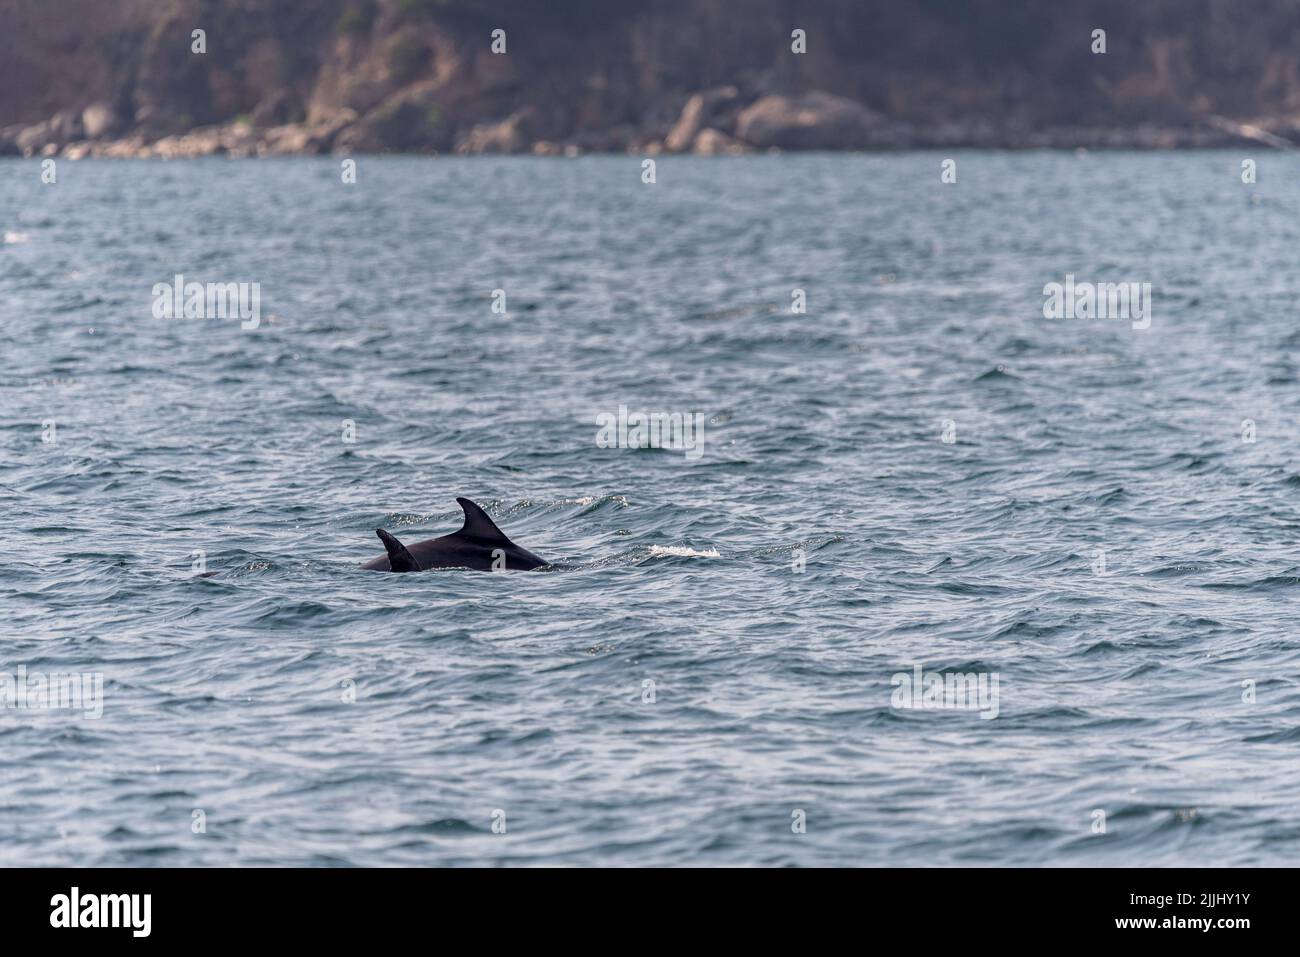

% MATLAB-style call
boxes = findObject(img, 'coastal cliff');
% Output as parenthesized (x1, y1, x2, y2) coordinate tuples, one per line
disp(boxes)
(3, 0, 1300, 157)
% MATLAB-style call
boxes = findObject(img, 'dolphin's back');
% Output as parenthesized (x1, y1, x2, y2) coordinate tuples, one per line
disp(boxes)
(362, 498, 547, 572)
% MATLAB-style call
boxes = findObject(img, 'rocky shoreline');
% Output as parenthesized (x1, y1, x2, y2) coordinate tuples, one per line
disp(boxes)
(7, 0, 1300, 161)
(3, 90, 1292, 160)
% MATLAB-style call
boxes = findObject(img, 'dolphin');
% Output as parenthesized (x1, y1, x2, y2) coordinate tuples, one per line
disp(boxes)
(362, 497, 548, 572)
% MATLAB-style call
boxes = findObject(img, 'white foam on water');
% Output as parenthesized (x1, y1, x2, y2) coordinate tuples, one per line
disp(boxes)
(648, 545, 720, 558)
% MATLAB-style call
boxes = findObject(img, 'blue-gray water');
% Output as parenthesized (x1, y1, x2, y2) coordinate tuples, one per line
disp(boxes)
(2, 153, 1298, 866)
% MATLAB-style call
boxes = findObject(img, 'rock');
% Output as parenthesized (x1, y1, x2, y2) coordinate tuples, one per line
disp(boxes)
(16, 110, 86, 155)
(255, 113, 355, 156)
(664, 86, 739, 152)
(260, 124, 317, 155)
(97, 135, 149, 159)
(455, 108, 534, 154)
(692, 127, 750, 155)
(151, 127, 226, 159)
(220, 121, 259, 155)
(306, 109, 358, 151)
(81, 102, 122, 139)
(734, 91, 884, 149)
(15, 123, 51, 155)
(51, 109, 84, 142)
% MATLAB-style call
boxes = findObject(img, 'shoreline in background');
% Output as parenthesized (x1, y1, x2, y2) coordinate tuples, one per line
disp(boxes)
(7, 2, 1300, 161)
(3, 113, 1294, 160)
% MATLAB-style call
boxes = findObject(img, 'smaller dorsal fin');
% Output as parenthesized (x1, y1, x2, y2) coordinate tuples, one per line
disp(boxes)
(455, 497, 512, 544)
(376, 528, 420, 572)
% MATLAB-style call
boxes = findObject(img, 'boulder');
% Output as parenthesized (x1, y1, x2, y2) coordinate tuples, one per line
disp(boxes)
(258, 111, 356, 155)
(150, 127, 225, 159)
(259, 124, 317, 155)
(692, 127, 751, 155)
(734, 92, 884, 149)
(15, 123, 50, 155)
(664, 86, 739, 152)
(15, 110, 83, 155)
(96, 135, 150, 159)
(455, 108, 534, 154)
(81, 102, 122, 139)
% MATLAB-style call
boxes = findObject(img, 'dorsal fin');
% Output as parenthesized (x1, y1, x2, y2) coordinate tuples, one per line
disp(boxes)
(376, 528, 421, 572)
(454, 497, 513, 544)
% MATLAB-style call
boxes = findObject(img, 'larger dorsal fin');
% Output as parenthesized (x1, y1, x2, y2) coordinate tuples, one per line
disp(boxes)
(454, 497, 513, 544)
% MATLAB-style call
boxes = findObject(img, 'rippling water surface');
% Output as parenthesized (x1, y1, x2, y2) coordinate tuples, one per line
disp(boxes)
(2, 153, 1299, 866)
